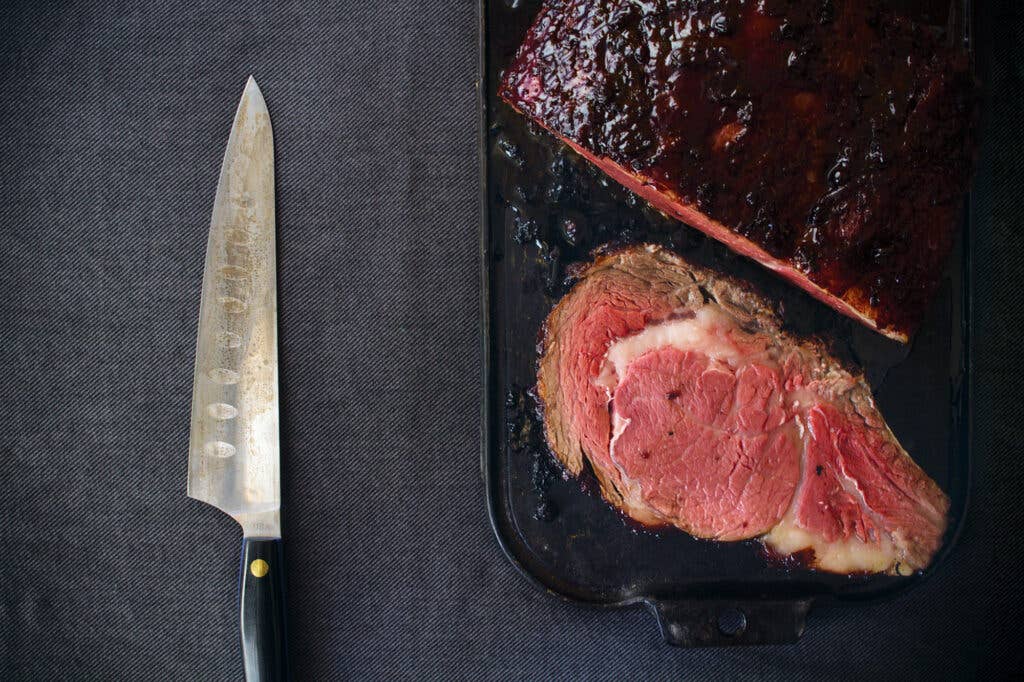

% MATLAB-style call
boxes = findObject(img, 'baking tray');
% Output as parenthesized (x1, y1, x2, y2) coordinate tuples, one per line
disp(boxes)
(481, 0, 979, 646)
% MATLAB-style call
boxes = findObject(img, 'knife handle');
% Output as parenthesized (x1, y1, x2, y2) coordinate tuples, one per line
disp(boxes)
(239, 537, 289, 681)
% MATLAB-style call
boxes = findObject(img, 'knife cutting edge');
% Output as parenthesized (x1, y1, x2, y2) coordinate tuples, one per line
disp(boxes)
(187, 76, 288, 681)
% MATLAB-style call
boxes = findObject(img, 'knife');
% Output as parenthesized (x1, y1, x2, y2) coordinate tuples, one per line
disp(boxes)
(187, 76, 288, 681)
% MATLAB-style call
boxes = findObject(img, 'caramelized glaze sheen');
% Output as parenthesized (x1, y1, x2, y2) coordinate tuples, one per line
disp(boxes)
(499, 0, 976, 337)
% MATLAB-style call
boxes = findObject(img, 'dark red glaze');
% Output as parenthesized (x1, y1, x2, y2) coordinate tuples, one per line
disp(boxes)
(759, 543, 817, 571)
(499, 0, 976, 339)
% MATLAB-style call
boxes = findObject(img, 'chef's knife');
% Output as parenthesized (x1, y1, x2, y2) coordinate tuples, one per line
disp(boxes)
(187, 76, 288, 682)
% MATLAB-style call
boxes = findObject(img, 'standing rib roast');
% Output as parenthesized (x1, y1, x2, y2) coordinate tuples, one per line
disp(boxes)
(501, 0, 976, 341)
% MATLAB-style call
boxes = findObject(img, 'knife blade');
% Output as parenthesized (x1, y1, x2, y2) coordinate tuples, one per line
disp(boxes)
(187, 76, 288, 681)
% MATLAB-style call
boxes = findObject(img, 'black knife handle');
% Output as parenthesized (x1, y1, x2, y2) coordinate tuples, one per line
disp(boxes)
(239, 537, 289, 681)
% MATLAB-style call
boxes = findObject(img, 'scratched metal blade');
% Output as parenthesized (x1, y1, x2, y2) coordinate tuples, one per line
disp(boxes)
(187, 77, 279, 538)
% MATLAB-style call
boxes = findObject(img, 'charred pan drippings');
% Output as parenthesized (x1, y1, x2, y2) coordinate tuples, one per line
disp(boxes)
(501, 0, 977, 340)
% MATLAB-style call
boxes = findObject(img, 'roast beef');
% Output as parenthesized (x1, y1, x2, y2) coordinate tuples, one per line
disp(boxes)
(500, 0, 976, 341)
(537, 245, 949, 573)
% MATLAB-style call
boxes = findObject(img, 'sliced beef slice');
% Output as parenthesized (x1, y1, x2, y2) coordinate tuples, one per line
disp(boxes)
(537, 245, 949, 573)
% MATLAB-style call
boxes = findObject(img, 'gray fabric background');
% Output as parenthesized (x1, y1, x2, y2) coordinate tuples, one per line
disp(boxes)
(1, 1, 1020, 679)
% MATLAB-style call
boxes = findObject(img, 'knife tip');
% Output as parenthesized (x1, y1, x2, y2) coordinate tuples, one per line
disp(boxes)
(241, 75, 269, 117)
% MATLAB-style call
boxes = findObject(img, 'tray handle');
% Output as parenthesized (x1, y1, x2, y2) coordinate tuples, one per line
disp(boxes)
(647, 598, 813, 647)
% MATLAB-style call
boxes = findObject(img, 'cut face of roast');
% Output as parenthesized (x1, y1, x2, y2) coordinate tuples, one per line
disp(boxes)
(537, 245, 948, 574)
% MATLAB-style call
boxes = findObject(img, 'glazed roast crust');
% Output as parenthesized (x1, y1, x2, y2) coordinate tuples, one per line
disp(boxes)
(501, 0, 977, 340)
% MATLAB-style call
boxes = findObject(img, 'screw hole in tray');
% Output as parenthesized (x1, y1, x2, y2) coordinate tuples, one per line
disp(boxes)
(717, 608, 747, 637)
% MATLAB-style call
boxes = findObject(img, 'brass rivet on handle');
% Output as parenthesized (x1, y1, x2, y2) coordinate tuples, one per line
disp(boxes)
(250, 559, 270, 578)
